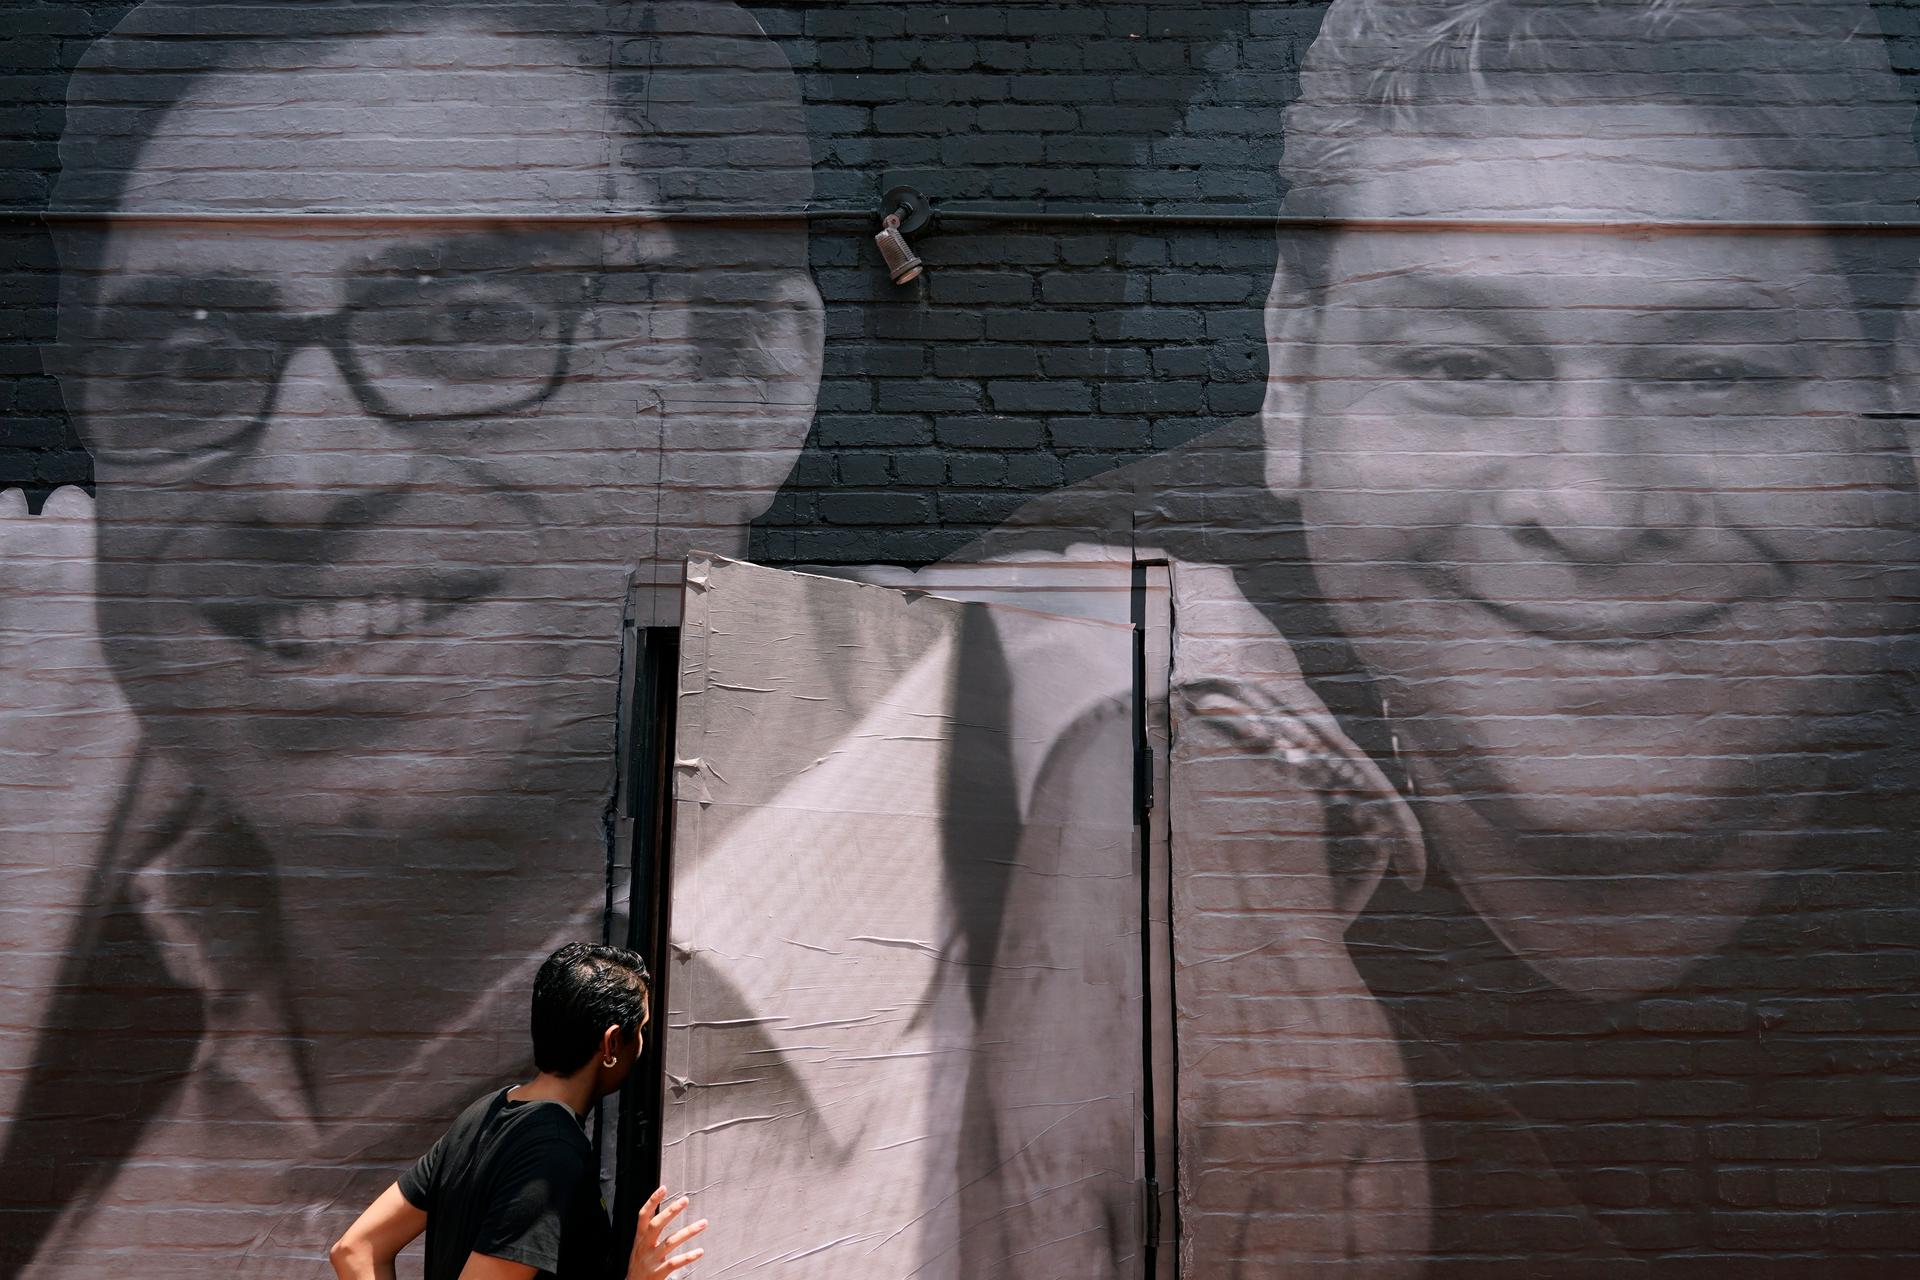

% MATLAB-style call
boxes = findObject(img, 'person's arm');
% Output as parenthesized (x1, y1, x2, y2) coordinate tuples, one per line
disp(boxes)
(329, 1183, 428, 1280)
(455, 1255, 539, 1280)
(452, 1191, 704, 1280)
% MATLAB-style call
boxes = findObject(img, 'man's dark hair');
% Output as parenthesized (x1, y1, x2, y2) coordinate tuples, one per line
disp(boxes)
(1267, 0, 1920, 329)
(49, 0, 818, 453)
(531, 942, 652, 1076)
(54, 0, 811, 217)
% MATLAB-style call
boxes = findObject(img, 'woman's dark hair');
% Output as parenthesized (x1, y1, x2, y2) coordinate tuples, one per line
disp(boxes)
(531, 942, 652, 1076)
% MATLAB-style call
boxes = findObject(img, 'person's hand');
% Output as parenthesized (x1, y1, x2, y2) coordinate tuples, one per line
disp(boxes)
(0, 486, 139, 1128)
(626, 1187, 706, 1279)
(1167, 564, 1431, 1276)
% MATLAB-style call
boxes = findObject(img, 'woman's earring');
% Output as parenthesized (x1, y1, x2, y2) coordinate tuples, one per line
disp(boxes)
(603, 1055, 618, 1069)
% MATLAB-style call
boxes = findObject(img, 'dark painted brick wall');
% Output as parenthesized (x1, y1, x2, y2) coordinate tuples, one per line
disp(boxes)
(9, 6, 1920, 1273)
(12, 2, 1917, 555)
(2, 1, 1312, 555)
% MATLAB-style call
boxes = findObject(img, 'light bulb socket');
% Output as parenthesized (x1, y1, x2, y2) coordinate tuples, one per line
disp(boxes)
(873, 186, 931, 286)
(875, 217, 923, 285)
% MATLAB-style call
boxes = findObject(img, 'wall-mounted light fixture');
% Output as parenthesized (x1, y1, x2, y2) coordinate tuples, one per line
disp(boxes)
(874, 186, 931, 285)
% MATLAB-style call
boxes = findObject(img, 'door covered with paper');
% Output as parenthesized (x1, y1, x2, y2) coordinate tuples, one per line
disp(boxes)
(663, 556, 1144, 1279)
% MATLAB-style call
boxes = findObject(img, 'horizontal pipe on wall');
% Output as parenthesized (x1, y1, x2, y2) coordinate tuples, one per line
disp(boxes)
(4, 208, 1920, 236)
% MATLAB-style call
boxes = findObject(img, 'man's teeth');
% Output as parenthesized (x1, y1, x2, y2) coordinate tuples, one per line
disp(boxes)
(256, 596, 440, 648)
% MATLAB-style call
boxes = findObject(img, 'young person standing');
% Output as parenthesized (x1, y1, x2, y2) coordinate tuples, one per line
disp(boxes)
(329, 943, 706, 1280)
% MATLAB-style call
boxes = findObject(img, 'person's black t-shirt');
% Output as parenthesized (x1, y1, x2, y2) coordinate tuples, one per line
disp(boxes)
(399, 1088, 613, 1280)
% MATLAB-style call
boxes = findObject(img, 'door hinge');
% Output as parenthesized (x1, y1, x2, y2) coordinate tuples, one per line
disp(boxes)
(1143, 1176, 1163, 1251)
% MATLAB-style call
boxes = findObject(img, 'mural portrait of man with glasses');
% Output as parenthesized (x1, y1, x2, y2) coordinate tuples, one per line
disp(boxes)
(0, 1, 822, 1274)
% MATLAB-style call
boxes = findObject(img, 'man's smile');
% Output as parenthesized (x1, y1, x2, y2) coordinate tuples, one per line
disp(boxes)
(1452, 587, 1738, 645)
(1409, 547, 1791, 646)
(200, 571, 506, 661)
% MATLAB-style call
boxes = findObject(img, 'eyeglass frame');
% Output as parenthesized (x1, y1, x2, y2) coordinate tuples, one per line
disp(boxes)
(63, 257, 605, 469)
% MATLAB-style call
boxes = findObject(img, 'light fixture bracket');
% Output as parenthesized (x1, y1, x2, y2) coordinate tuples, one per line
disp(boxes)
(879, 186, 933, 236)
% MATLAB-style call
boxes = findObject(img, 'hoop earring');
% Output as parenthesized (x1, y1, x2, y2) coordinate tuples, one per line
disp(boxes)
(603, 1055, 618, 1069)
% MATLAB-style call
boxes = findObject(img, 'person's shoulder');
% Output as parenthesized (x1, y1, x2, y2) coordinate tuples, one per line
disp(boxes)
(949, 417, 1286, 567)
(450, 1085, 513, 1127)
(442, 1090, 585, 1153)
(472, 1099, 592, 1187)
(499, 1099, 591, 1149)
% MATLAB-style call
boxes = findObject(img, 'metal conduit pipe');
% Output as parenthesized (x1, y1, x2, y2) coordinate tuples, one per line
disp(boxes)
(6, 208, 1920, 234)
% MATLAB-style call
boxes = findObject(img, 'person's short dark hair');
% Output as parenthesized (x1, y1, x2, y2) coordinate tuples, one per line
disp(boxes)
(55, 0, 811, 217)
(49, 0, 815, 399)
(531, 942, 652, 1076)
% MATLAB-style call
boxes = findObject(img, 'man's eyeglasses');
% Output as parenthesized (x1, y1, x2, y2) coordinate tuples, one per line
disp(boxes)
(77, 267, 593, 461)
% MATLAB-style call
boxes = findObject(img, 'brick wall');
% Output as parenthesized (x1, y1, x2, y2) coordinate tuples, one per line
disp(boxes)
(3, 1, 1311, 545)
(7, 2, 1920, 1277)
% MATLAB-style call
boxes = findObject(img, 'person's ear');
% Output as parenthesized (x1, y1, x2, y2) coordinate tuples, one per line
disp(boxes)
(635, 264, 825, 565)
(739, 270, 826, 505)
(660, 269, 824, 532)
(600, 1023, 624, 1068)
(745, 270, 826, 416)
(1260, 244, 1319, 497)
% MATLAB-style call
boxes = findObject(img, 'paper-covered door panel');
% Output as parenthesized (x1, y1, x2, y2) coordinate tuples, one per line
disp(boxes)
(663, 555, 1143, 1279)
